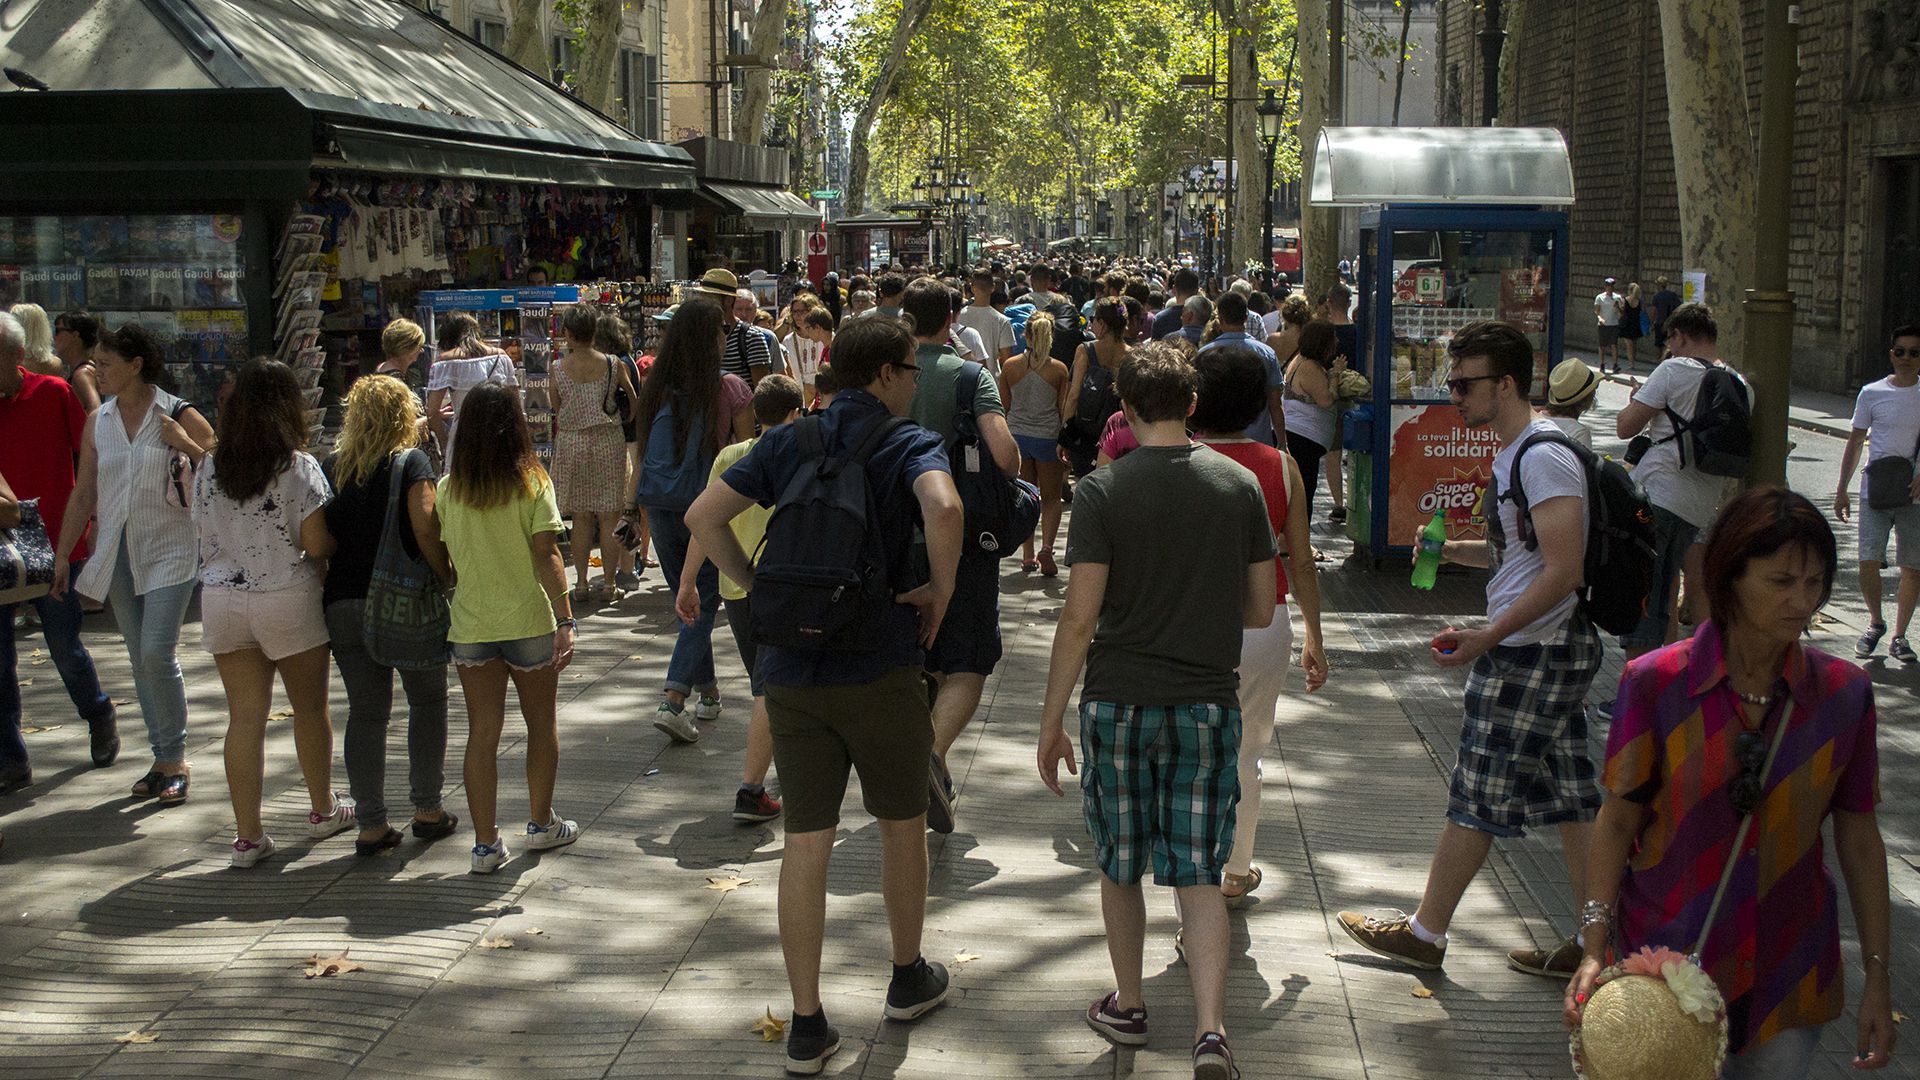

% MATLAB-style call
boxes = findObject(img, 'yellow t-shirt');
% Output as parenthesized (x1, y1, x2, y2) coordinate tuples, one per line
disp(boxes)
(711, 437, 771, 601)
(436, 473, 566, 643)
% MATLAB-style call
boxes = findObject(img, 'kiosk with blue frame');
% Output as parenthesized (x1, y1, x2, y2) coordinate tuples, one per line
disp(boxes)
(1308, 128, 1576, 564)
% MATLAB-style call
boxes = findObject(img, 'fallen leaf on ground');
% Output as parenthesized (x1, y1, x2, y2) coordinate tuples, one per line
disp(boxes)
(952, 952, 980, 966)
(1896, 1010, 1908, 1025)
(112, 698, 132, 705)
(19, 679, 32, 687)
(478, 936, 515, 950)
(705, 875, 754, 893)
(29, 658, 47, 666)
(114, 1030, 159, 1044)
(524, 927, 545, 936)
(19, 724, 58, 734)
(750, 1008, 785, 1042)
(302, 950, 364, 978)
(628, 653, 645, 661)
(1411, 986, 1435, 999)
(268, 708, 294, 720)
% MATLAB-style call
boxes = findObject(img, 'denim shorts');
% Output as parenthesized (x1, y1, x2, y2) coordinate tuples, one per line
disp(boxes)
(451, 633, 556, 671)
(1014, 433, 1059, 462)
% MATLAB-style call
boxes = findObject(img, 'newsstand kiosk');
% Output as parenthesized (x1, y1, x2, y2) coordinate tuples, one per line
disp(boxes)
(1309, 127, 1576, 564)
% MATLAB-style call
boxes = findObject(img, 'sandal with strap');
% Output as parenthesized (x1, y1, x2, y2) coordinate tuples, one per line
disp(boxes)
(1222, 865, 1263, 908)
(129, 770, 164, 798)
(155, 771, 190, 806)
(354, 828, 405, 857)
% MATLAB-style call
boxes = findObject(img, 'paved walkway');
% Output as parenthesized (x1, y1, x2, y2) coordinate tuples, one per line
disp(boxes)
(4, 448, 1917, 1078)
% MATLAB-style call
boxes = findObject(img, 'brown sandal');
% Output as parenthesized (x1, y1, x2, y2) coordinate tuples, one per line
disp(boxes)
(1222, 865, 1263, 907)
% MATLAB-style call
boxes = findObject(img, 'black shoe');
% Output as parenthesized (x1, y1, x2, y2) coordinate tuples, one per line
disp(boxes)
(354, 827, 405, 857)
(925, 753, 954, 835)
(0, 763, 30, 795)
(411, 811, 460, 842)
(884, 957, 949, 1021)
(88, 709, 120, 768)
(784, 1013, 840, 1076)
(1328, 506, 1348, 525)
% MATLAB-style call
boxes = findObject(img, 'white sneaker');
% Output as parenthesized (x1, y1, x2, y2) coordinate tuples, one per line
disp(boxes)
(307, 793, 357, 839)
(652, 702, 700, 743)
(230, 834, 276, 869)
(692, 696, 723, 722)
(525, 815, 580, 851)
(470, 838, 510, 874)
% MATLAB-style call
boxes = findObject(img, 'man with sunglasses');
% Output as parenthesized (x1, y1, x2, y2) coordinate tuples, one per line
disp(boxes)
(1338, 320, 1603, 980)
(1835, 324, 1920, 663)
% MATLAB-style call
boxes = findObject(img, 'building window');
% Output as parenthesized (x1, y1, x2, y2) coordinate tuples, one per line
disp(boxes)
(619, 49, 662, 141)
(550, 35, 579, 84)
(471, 18, 506, 51)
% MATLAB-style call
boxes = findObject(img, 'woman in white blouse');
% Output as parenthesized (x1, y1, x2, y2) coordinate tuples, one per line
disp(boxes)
(194, 360, 352, 867)
(425, 313, 517, 465)
(52, 325, 213, 805)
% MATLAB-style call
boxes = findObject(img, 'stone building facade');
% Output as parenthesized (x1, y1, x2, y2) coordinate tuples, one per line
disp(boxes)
(1436, 0, 1919, 393)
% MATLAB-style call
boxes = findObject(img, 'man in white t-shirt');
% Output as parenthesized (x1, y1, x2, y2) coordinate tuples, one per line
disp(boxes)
(1337, 321, 1600, 981)
(1836, 324, 1920, 663)
(1614, 303, 1750, 662)
(1593, 278, 1624, 373)
(954, 268, 1016, 373)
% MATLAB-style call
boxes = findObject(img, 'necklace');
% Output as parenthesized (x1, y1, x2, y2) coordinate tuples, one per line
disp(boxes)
(1736, 689, 1775, 708)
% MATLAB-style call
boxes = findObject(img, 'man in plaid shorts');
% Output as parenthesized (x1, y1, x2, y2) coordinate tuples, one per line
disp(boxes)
(1037, 344, 1277, 1080)
(1337, 321, 1603, 979)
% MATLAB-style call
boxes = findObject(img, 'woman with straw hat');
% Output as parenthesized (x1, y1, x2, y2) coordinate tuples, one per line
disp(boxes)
(1565, 488, 1897, 1078)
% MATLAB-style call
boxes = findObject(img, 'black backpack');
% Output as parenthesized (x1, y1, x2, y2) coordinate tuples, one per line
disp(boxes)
(1047, 302, 1087, 366)
(1659, 359, 1752, 478)
(949, 362, 1041, 557)
(750, 414, 912, 652)
(1495, 429, 1658, 637)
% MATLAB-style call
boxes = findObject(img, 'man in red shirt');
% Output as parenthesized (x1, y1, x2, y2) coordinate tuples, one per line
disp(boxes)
(0, 311, 116, 793)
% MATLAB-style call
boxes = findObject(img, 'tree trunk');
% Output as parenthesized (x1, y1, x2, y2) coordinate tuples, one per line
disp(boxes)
(573, 0, 628, 114)
(1297, 0, 1338, 300)
(844, 0, 937, 215)
(1392, 0, 1414, 124)
(1657, 0, 1754, 361)
(1498, 0, 1524, 124)
(502, 0, 550, 76)
(1228, 7, 1263, 277)
(732, 0, 790, 143)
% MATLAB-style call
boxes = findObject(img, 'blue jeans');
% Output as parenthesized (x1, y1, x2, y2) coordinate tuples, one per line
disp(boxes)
(1722, 1025, 1821, 1080)
(1, 565, 114, 770)
(645, 507, 719, 697)
(105, 546, 194, 764)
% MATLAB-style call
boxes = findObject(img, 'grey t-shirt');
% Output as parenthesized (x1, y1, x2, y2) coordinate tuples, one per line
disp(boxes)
(1066, 444, 1277, 707)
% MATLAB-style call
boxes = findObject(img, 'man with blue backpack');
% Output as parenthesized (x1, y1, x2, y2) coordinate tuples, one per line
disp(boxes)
(685, 315, 965, 1075)
(901, 278, 1024, 836)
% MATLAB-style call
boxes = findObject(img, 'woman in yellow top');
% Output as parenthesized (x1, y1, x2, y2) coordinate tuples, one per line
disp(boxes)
(434, 383, 580, 874)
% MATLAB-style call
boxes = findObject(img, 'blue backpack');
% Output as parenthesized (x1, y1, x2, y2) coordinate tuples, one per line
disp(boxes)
(635, 393, 711, 512)
(950, 362, 1041, 558)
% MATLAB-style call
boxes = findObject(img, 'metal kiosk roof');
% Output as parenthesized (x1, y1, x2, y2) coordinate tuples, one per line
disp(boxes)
(1308, 127, 1575, 208)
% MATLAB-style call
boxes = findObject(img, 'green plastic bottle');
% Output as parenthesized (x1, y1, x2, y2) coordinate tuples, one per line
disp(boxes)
(1410, 510, 1447, 590)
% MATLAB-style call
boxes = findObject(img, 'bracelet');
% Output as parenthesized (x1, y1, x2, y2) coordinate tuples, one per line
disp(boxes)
(1865, 953, 1887, 970)
(556, 618, 577, 629)
(1579, 900, 1613, 929)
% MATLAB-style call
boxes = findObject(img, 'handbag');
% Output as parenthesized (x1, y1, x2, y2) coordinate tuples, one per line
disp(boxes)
(164, 400, 196, 510)
(599, 354, 627, 420)
(0, 498, 57, 606)
(361, 450, 451, 669)
(1864, 428, 1920, 511)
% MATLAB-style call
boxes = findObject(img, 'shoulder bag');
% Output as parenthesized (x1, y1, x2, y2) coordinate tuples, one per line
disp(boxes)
(164, 399, 197, 510)
(1864, 427, 1920, 511)
(362, 450, 451, 669)
(0, 498, 56, 606)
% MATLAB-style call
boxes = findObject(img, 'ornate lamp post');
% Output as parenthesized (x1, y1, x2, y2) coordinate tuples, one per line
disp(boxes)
(1256, 86, 1285, 292)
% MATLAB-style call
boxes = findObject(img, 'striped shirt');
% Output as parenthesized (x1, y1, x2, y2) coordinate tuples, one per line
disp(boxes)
(75, 389, 199, 600)
(1603, 620, 1880, 1054)
(723, 321, 776, 382)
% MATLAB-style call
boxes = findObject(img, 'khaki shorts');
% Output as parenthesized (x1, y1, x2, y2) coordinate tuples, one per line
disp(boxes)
(766, 666, 933, 832)
(200, 582, 328, 661)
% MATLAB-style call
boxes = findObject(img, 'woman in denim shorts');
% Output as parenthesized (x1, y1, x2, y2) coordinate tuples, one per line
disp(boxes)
(435, 383, 581, 874)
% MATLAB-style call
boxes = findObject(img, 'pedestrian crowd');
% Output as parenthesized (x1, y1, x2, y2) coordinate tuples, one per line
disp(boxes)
(0, 254, 1906, 1079)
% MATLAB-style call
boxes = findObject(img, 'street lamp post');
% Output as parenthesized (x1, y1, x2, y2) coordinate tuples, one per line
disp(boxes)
(1182, 188, 1200, 268)
(1257, 87, 1285, 294)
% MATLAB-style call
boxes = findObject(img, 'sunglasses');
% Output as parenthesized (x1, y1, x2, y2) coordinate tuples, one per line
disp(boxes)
(1728, 729, 1769, 815)
(1894, 348, 1920, 358)
(1446, 374, 1503, 396)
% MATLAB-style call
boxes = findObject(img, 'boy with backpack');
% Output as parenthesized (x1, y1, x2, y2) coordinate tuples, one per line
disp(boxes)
(1613, 302, 1752, 661)
(684, 316, 964, 1075)
(674, 374, 807, 824)
(1336, 321, 1611, 982)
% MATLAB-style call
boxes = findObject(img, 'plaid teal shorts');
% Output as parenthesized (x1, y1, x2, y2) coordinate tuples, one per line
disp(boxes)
(1078, 700, 1241, 887)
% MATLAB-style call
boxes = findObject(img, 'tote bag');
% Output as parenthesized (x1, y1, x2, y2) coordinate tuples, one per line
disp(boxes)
(361, 451, 451, 669)
(0, 498, 56, 606)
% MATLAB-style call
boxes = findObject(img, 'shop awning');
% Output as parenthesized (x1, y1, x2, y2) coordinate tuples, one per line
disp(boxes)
(323, 122, 694, 191)
(1309, 127, 1575, 208)
(703, 182, 816, 227)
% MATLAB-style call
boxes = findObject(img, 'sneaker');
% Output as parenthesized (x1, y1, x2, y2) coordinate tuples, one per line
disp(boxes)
(524, 815, 580, 851)
(470, 838, 510, 874)
(1336, 910, 1447, 970)
(784, 1014, 840, 1076)
(1507, 935, 1583, 978)
(692, 695, 723, 722)
(883, 957, 950, 1021)
(1328, 505, 1349, 526)
(1192, 1032, 1239, 1080)
(1892, 636, 1917, 664)
(1858, 622, 1888, 658)
(925, 753, 955, 835)
(1084, 991, 1149, 1046)
(230, 834, 276, 868)
(733, 787, 783, 823)
(652, 702, 700, 744)
(307, 794, 357, 839)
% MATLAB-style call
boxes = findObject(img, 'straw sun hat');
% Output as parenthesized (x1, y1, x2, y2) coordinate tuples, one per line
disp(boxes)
(1571, 947, 1727, 1080)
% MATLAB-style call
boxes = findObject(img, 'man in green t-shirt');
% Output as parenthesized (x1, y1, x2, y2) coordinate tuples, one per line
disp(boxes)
(1036, 343, 1276, 1080)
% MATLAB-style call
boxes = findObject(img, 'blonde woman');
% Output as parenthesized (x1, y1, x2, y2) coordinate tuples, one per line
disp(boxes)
(1001, 312, 1070, 575)
(435, 383, 579, 873)
(376, 318, 429, 403)
(320, 376, 457, 856)
(10, 303, 60, 377)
